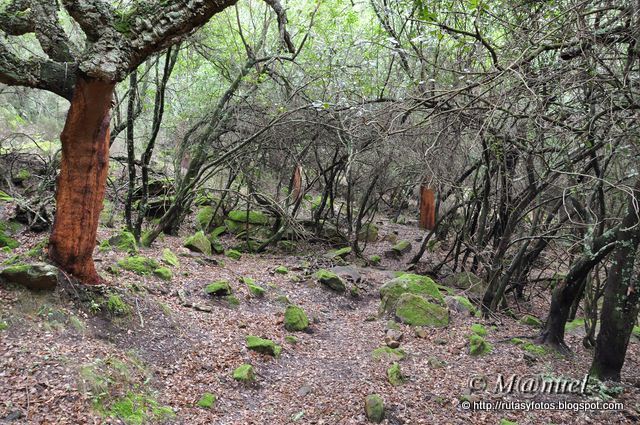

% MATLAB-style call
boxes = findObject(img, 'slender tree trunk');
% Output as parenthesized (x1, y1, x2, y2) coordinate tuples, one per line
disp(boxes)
(590, 180, 640, 381)
(48, 76, 116, 284)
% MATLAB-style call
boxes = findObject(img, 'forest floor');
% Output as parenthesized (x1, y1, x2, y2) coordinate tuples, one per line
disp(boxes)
(1, 219, 639, 424)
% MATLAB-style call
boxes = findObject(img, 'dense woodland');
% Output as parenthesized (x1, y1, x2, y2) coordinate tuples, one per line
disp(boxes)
(0, 0, 639, 423)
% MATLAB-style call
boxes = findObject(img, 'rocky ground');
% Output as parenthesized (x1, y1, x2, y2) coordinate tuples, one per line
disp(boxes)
(0, 217, 639, 425)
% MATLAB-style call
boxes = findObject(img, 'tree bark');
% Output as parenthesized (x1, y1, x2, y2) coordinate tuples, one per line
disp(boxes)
(419, 185, 436, 230)
(590, 180, 640, 381)
(48, 76, 116, 284)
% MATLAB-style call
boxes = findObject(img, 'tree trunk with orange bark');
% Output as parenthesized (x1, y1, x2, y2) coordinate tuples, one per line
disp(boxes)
(0, 0, 292, 284)
(48, 76, 115, 283)
(419, 185, 436, 230)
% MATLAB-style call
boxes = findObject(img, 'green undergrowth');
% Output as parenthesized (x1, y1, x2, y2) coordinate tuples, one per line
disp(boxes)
(79, 354, 174, 424)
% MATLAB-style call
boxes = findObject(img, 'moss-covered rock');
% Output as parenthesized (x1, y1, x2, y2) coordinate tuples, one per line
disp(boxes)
(0, 262, 59, 290)
(108, 231, 138, 254)
(247, 283, 265, 297)
(315, 269, 346, 292)
(372, 346, 406, 361)
(368, 255, 381, 266)
(391, 240, 411, 255)
(246, 336, 282, 356)
(153, 267, 172, 281)
(469, 334, 492, 356)
(184, 231, 212, 255)
(233, 364, 255, 382)
(364, 394, 384, 423)
(161, 248, 179, 267)
(284, 305, 309, 332)
(209, 237, 224, 255)
(204, 280, 232, 296)
(0, 231, 19, 249)
(196, 392, 216, 409)
(228, 210, 268, 225)
(357, 223, 379, 242)
(445, 295, 480, 316)
(519, 314, 542, 327)
(225, 249, 242, 260)
(117, 256, 159, 275)
(565, 318, 585, 333)
(196, 206, 215, 231)
(274, 265, 289, 274)
(325, 246, 351, 259)
(387, 362, 405, 386)
(394, 293, 449, 327)
(106, 294, 131, 316)
(379, 273, 444, 314)
(209, 225, 226, 238)
(511, 338, 547, 355)
(443, 271, 487, 297)
(470, 323, 487, 336)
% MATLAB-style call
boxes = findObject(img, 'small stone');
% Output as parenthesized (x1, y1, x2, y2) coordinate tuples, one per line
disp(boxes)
(414, 327, 428, 338)
(385, 337, 400, 349)
(274, 265, 289, 274)
(246, 335, 282, 356)
(233, 364, 255, 382)
(364, 394, 384, 423)
(193, 304, 212, 313)
(387, 362, 405, 386)
(284, 305, 309, 332)
(204, 280, 232, 296)
(314, 269, 346, 292)
(297, 385, 312, 397)
(196, 392, 216, 409)
(0, 263, 60, 290)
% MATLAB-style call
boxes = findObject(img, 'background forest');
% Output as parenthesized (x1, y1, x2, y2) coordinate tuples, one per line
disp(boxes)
(0, 0, 639, 423)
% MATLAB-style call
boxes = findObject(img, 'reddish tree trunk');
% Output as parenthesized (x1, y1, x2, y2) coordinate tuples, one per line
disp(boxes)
(419, 186, 436, 230)
(48, 76, 116, 284)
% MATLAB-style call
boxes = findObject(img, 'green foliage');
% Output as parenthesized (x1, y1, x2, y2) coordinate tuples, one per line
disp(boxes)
(470, 323, 487, 336)
(153, 267, 172, 281)
(387, 362, 405, 386)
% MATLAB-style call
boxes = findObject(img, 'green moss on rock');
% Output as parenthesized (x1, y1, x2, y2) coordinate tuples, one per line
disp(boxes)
(469, 334, 492, 356)
(233, 364, 255, 382)
(0, 262, 59, 290)
(470, 323, 487, 336)
(107, 294, 131, 316)
(161, 249, 179, 267)
(326, 246, 351, 259)
(0, 231, 19, 249)
(196, 206, 215, 231)
(284, 305, 309, 331)
(372, 346, 406, 361)
(246, 335, 282, 356)
(387, 362, 405, 386)
(274, 265, 289, 274)
(443, 271, 487, 296)
(394, 293, 449, 327)
(228, 210, 268, 225)
(109, 231, 138, 254)
(315, 269, 346, 292)
(153, 267, 172, 281)
(519, 315, 542, 327)
(364, 394, 384, 423)
(197, 392, 216, 409)
(184, 231, 211, 255)
(357, 223, 378, 242)
(391, 240, 411, 255)
(379, 273, 444, 314)
(368, 255, 381, 265)
(204, 280, 231, 296)
(225, 249, 242, 260)
(117, 256, 159, 275)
